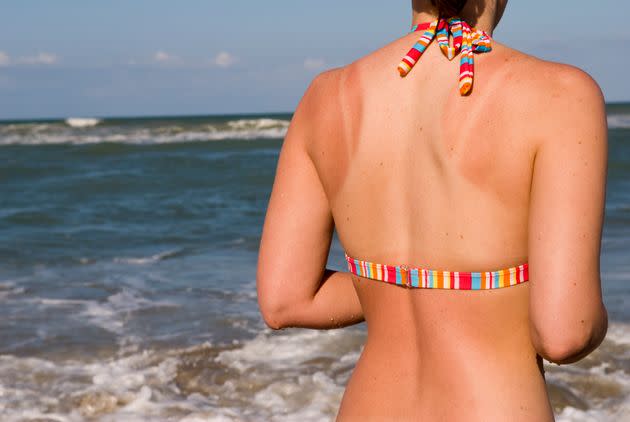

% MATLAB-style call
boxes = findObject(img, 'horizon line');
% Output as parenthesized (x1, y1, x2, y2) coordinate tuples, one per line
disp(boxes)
(1, 101, 629, 124)
(0, 110, 295, 125)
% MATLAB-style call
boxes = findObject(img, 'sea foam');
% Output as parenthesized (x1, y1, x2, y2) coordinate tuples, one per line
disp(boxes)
(0, 323, 628, 421)
(608, 113, 630, 129)
(65, 117, 102, 128)
(0, 117, 289, 145)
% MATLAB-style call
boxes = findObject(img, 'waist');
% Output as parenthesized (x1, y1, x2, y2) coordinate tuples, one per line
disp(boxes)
(345, 252, 528, 290)
(340, 340, 551, 421)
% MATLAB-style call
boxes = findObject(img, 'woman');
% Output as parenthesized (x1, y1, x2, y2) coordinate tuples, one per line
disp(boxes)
(257, 0, 609, 420)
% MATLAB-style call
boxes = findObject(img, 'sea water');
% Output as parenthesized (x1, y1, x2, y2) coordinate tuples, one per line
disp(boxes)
(0, 109, 628, 421)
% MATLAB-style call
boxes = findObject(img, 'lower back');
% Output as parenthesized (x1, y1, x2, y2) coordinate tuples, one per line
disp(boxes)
(337, 278, 553, 421)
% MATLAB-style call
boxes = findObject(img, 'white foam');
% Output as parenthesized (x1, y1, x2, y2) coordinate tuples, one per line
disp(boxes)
(80, 288, 179, 335)
(33, 297, 91, 307)
(0, 122, 55, 133)
(0, 118, 290, 145)
(114, 248, 183, 265)
(0, 321, 627, 421)
(556, 405, 630, 422)
(0, 281, 25, 300)
(26, 289, 178, 335)
(606, 322, 630, 346)
(3, 410, 72, 422)
(0, 348, 185, 422)
(216, 328, 360, 373)
(251, 371, 343, 422)
(608, 114, 630, 129)
(227, 118, 289, 130)
(211, 329, 363, 420)
(65, 117, 102, 128)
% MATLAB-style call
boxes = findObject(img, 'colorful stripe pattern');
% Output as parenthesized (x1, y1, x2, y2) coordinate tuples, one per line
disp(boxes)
(345, 253, 528, 290)
(397, 21, 438, 77)
(398, 17, 492, 96)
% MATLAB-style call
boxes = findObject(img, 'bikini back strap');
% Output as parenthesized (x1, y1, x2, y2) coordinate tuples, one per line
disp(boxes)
(345, 253, 528, 290)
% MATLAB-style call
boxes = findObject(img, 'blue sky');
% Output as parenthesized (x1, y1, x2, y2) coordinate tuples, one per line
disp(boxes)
(1, 0, 628, 120)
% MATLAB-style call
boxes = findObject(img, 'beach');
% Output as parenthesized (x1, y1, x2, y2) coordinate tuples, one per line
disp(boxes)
(0, 109, 629, 421)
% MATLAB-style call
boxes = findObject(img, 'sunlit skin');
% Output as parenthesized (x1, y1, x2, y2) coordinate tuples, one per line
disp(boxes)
(257, 0, 608, 420)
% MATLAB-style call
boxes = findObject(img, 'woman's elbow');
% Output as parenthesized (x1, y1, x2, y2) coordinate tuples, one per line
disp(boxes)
(259, 302, 288, 330)
(532, 305, 608, 364)
(257, 279, 301, 330)
(536, 333, 601, 365)
(257, 271, 289, 330)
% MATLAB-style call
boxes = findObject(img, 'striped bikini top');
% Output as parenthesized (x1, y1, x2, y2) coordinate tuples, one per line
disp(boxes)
(344, 18, 527, 290)
(345, 254, 528, 291)
(397, 17, 492, 95)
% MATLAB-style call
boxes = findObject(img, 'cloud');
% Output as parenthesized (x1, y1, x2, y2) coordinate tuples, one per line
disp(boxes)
(154, 50, 175, 63)
(214, 51, 236, 68)
(304, 58, 326, 71)
(0, 51, 9, 67)
(17, 52, 58, 65)
(0, 51, 59, 66)
(145, 51, 236, 67)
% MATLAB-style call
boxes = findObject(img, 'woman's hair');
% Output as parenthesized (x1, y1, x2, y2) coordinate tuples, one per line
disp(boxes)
(430, 0, 468, 17)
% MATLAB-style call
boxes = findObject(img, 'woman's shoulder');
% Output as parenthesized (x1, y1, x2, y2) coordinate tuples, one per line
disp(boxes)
(292, 64, 360, 138)
(489, 42, 604, 107)
(470, 42, 606, 147)
(485, 44, 607, 165)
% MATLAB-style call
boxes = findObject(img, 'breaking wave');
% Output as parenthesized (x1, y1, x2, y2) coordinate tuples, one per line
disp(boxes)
(608, 113, 630, 129)
(0, 117, 290, 145)
(65, 117, 102, 128)
(0, 323, 628, 421)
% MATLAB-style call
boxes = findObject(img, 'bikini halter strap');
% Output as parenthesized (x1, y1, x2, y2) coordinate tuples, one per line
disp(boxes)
(397, 17, 492, 96)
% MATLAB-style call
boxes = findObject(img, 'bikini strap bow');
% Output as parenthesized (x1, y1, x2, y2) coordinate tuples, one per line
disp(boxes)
(397, 17, 492, 96)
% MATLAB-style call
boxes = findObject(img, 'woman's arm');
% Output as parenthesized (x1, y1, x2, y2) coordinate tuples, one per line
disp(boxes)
(528, 64, 609, 364)
(256, 72, 364, 330)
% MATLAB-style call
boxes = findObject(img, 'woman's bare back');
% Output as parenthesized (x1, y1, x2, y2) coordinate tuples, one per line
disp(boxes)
(257, 6, 607, 422)
(299, 33, 602, 420)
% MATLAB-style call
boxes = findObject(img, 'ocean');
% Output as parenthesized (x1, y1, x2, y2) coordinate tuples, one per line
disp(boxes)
(0, 107, 628, 421)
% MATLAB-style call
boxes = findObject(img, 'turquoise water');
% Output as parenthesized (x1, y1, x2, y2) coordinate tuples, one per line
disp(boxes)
(0, 109, 628, 420)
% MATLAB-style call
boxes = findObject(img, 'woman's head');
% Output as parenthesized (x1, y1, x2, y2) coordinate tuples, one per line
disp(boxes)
(430, 0, 468, 17)
(413, 0, 508, 31)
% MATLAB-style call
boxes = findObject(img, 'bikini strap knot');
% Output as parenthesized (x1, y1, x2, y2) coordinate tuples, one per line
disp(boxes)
(397, 17, 492, 96)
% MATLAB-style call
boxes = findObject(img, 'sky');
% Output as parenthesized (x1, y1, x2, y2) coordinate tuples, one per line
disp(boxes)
(0, 0, 628, 120)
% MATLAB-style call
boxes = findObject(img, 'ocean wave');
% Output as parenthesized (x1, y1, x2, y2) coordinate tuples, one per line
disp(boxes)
(0, 347, 183, 421)
(114, 248, 185, 265)
(65, 117, 102, 128)
(0, 117, 290, 145)
(0, 323, 628, 421)
(227, 118, 289, 131)
(0, 281, 25, 300)
(27, 288, 179, 335)
(608, 114, 630, 129)
(556, 406, 630, 422)
(80, 289, 177, 335)
(0, 328, 360, 422)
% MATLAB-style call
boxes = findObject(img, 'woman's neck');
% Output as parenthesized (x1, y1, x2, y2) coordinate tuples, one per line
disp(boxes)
(411, 0, 502, 35)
